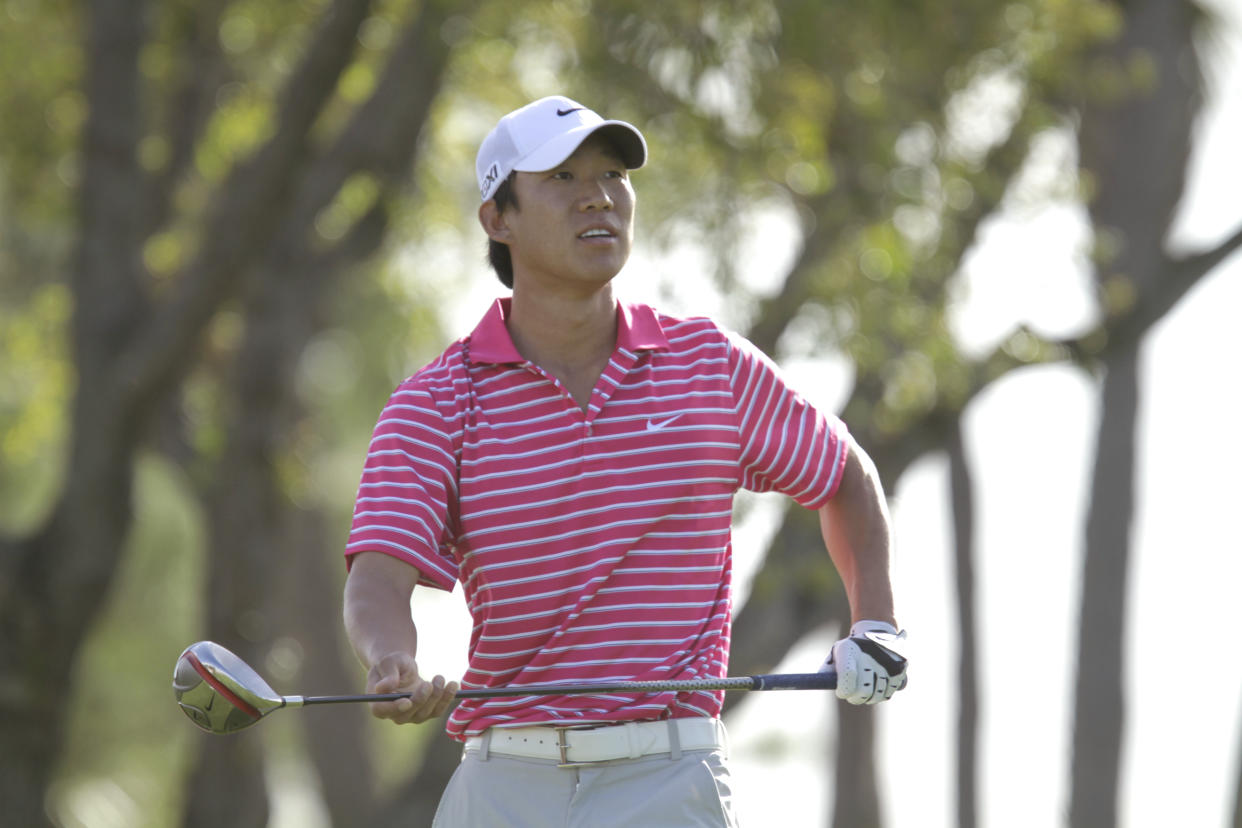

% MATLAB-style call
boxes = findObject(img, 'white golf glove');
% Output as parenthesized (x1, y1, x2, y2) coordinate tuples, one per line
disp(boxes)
(821, 620, 908, 705)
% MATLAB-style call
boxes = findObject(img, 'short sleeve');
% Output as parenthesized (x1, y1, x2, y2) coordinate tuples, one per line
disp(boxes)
(344, 376, 461, 591)
(726, 330, 850, 509)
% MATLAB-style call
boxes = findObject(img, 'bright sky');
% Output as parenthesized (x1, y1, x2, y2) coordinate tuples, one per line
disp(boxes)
(274, 4, 1242, 825)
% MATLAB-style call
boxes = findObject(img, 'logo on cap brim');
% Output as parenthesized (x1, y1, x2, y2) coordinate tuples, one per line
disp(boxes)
(480, 161, 501, 199)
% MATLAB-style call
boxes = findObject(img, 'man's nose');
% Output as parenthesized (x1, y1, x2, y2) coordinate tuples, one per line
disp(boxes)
(580, 181, 613, 211)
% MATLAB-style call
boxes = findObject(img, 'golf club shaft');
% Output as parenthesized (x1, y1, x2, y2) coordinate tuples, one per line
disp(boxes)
(289, 670, 836, 706)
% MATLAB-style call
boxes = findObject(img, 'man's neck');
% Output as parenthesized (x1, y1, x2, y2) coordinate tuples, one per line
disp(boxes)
(506, 285, 618, 408)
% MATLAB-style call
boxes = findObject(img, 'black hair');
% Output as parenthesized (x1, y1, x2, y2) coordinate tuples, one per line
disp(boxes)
(487, 172, 519, 289)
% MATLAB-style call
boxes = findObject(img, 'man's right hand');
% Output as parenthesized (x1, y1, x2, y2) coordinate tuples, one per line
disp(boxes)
(366, 651, 459, 724)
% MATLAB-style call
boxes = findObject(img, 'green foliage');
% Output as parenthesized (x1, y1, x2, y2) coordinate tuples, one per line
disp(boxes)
(196, 84, 277, 182)
(0, 282, 71, 532)
(0, 0, 81, 222)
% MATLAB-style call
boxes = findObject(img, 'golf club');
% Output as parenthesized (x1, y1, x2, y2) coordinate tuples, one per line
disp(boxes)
(173, 640, 838, 735)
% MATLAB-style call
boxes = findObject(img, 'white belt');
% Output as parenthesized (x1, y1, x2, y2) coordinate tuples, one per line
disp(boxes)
(464, 718, 727, 767)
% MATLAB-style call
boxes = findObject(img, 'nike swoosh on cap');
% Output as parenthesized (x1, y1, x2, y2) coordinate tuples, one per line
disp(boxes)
(557, 107, 585, 116)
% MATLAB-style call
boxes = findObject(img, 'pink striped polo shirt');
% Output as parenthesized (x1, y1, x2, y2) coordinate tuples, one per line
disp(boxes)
(346, 298, 849, 740)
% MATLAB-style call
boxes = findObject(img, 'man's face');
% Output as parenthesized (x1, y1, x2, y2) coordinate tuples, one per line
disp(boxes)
(499, 134, 635, 292)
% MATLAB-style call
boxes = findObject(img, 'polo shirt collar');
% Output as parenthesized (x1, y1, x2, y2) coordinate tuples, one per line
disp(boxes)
(466, 298, 670, 365)
(466, 298, 523, 363)
(618, 301, 669, 352)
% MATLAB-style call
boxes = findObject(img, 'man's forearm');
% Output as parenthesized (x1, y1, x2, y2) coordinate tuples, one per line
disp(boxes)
(343, 551, 420, 669)
(819, 440, 896, 626)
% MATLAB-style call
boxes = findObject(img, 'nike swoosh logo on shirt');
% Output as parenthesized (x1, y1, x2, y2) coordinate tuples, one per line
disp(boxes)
(557, 107, 585, 116)
(645, 415, 683, 432)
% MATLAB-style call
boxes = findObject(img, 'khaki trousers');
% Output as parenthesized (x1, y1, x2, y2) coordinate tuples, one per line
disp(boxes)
(430, 746, 740, 827)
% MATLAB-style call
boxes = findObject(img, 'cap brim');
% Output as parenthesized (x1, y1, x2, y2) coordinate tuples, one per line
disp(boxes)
(513, 121, 647, 174)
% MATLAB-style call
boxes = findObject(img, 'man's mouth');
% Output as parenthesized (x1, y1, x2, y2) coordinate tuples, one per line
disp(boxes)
(578, 228, 615, 240)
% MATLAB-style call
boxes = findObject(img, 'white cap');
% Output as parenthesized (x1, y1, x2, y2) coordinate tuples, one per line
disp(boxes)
(476, 95, 647, 201)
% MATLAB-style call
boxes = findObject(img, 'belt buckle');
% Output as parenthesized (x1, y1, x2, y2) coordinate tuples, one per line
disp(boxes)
(554, 725, 602, 769)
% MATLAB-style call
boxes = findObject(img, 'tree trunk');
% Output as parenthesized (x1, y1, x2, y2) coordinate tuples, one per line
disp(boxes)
(0, 1, 148, 823)
(1232, 695, 1242, 828)
(182, 273, 294, 827)
(830, 601, 882, 828)
(1068, 350, 1139, 828)
(948, 423, 979, 828)
(1069, 1, 1201, 824)
(831, 703, 882, 828)
(175, 0, 461, 818)
(288, 511, 382, 827)
(3, 0, 388, 821)
(183, 735, 270, 828)
(180, 207, 373, 828)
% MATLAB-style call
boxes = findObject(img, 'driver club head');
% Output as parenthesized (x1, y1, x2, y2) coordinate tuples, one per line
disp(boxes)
(173, 641, 287, 734)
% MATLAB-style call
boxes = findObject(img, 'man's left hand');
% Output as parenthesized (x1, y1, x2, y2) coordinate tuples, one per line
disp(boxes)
(822, 620, 908, 705)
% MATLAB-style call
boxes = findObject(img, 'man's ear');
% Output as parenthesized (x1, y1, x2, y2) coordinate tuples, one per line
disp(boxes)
(478, 200, 511, 243)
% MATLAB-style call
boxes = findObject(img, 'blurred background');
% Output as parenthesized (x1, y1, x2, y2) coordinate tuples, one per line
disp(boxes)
(1, 0, 1239, 826)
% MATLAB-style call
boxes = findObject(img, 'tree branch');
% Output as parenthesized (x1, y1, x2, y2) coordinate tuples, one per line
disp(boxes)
(72, 0, 149, 371)
(949, 421, 979, 828)
(1137, 222, 1242, 334)
(1059, 221, 1242, 362)
(745, 189, 838, 357)
(274, 0, 457, 248)
(113, 0, 375, 420)
(144, 0, 231, 236)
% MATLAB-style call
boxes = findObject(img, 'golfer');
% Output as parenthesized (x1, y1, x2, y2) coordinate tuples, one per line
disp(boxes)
(343, 95, 907, 827)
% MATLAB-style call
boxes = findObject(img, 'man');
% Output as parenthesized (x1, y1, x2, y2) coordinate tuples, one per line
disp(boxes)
(343, 95, 907, 827)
